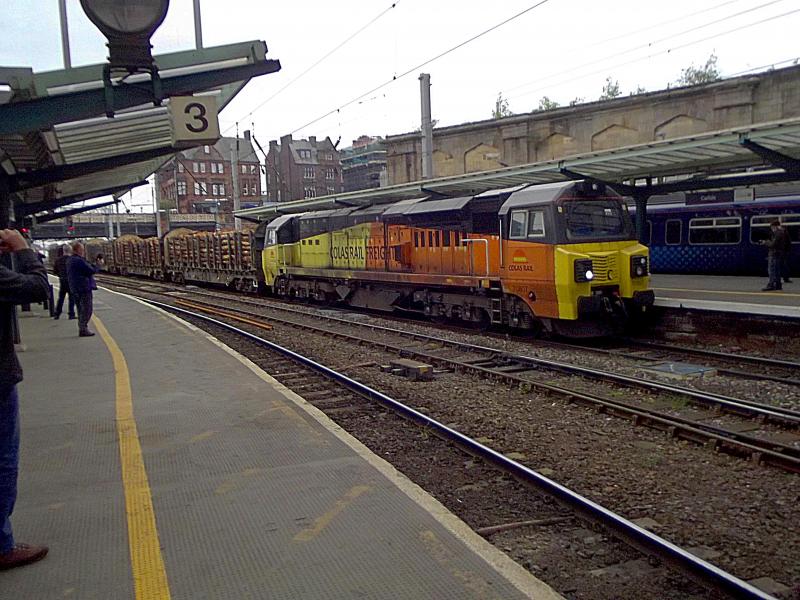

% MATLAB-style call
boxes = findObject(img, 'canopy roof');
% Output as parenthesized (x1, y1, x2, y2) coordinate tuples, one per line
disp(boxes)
(237, 117, 800, 221)
(0, 40, 280, 222)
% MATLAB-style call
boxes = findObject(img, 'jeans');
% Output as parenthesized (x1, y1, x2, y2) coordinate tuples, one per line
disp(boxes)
(55, 278, 75, 318)
(768, 254, 783, 289)
(0, 384, 19, 553)
(75, 291, 93, 334)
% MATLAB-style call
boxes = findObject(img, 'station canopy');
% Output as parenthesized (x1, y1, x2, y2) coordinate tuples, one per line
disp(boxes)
(0, 40, 280, 223)
(237, 117, 800, 221)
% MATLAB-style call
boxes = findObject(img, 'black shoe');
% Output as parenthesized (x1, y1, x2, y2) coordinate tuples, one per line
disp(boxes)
(79, 331, 95, 337)
(53, 315, 60, 320)
(784, 279, 792, 283)
(68, 315, 76, 320)
(762, 286, 776, 291)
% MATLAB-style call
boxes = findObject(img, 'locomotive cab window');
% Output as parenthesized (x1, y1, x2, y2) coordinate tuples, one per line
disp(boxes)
(509, 210, 527, 239)
(527, 210, 546, 238)
(665, 219, 682, 245)
(689, 217, 741, 245)
(563, 201, 628, 240)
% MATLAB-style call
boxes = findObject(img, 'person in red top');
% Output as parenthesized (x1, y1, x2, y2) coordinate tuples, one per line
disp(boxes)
(0, 228, 50, 570)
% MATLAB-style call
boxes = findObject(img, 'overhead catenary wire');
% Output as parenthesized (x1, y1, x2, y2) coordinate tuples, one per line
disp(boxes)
(503, 0, 790, 96)
(506, 5, 800, 104)
(288, 0, 553, 136)
(221, 1, 400, 135)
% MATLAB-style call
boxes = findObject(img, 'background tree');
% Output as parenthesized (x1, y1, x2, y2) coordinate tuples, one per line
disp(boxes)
(492, 93, 513, 119)
(631, 85, 646, 95)
(676, 53, 720, 86)
(569, 97, 585, 107)
(537, 96, 560, 111)
(599, 76, 621, 100)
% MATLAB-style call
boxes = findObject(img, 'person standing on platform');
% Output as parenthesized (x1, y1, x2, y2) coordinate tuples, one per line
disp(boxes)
(779, 223, 793, 284)
(762, 220, 791, 291)
(52, 245, 75, 320)
(67, 242, 102, 337)
(0, 228, 50, 570)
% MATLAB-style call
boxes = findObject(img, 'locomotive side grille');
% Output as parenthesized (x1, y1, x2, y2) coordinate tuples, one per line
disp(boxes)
(588, 253, 618, 282)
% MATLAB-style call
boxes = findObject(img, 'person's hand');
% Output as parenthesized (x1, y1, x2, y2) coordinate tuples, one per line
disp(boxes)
(0, 229, 28, 254)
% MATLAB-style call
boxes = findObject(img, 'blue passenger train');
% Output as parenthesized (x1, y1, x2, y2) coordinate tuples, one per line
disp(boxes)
(640, 195, 799, 276)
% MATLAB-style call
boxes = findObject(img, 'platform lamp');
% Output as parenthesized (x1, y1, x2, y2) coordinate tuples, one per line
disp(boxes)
(80, 0, 170, 115)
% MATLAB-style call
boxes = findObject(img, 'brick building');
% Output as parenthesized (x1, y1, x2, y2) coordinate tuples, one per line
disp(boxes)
(340, 135, 387, 192)
(156, 136, 262, 219)
(265, 135, 343, 202)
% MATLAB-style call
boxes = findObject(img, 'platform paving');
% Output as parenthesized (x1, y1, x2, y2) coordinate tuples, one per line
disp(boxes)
(651, 274, 800, 318)
(0, 288, 560, 600)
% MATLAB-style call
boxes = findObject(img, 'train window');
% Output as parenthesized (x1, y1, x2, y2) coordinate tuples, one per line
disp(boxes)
(784, 215, 800, 243)
(689, 217, 741, 245)
(421, 231, 426, 247)
(665, 220, 682, 245)
(455, 231, 462, 245)
(265, 230, 277, 246)
(442, 231, 451, 247)
(752, 214, 800, 244)
(434, 231, 440, 246)
(509, 211, 527, 239)
(642, 220, 653, 246)
(527, 210, 546, 238)
(414, 231, 419, 248)
(429, 231, 434, 247)
(315, 239, 320, 246)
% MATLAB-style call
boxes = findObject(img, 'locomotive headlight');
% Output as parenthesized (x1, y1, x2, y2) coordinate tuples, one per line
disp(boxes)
(630, 255, 649, 278)
(574, 259, 594, 283)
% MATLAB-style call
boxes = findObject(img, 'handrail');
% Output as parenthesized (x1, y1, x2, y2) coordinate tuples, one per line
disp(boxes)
(461, 238, 489, 278)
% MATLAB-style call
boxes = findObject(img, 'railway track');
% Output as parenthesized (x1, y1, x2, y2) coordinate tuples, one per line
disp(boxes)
(137, 294, 775, 600)
(548, 338, 800, 387)
(98, 275, 800, 474)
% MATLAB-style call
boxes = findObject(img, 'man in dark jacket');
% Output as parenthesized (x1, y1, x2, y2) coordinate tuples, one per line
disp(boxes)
(0, 228, 50, 570)
(762, 220, 791, 291)
(66, 242, 101, 337)
(779, 223, 793, 284)
(52, 244, 75, 320)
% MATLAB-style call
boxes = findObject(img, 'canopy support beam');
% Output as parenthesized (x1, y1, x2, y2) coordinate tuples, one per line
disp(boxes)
(10, 147, 175, 193)
(15, 181, 146, 217)
(739, 138, 800, 172)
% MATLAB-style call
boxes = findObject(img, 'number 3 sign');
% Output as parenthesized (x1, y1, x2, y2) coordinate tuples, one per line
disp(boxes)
(169, 96, 220, 148)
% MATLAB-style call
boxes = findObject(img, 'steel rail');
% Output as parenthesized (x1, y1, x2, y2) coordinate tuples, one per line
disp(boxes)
(110, 286, 800, 471)
(624, 339, 800, 371)
(141, 297, 776, 600)
(97, 276, 800, 424)
(539, 339, 800, 387)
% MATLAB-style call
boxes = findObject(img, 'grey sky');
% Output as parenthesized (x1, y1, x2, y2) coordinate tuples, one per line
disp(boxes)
(4, 0, 800, 210)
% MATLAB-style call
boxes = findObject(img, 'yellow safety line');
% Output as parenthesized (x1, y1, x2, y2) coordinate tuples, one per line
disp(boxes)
(654, 286, 800, 299)
(94, 316, 172, 600)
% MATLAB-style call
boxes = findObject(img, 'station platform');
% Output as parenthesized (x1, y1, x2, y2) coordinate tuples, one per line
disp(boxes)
(0, 287, 558, 599)
(651, 274, 800, 319)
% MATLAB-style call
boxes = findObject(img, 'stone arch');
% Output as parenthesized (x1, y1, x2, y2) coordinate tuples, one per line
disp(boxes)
(536, 132, 577, 161)
(654, 114, 707, 141)
(464, 143, 503, 173)
(591, 124, 639, 151)
(432, 149, 458, 177)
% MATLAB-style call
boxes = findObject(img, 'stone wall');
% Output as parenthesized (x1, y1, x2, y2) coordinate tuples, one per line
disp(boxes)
(386, 65, 800, 185)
